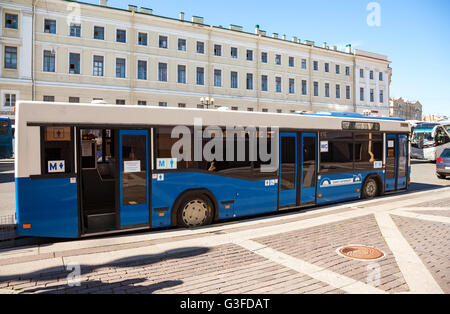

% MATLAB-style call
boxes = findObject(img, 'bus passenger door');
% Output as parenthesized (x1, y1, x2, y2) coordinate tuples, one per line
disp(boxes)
(279, 133, 297, 208)
(397, 135, 408, 190)
(119, 130, 150, 227)
(300, 133, 317, 204)
(385, 135, 397, 192)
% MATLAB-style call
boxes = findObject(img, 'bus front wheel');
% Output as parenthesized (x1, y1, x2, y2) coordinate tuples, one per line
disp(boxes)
(177, 193, 214, 228)
(362, 177, 379, 199)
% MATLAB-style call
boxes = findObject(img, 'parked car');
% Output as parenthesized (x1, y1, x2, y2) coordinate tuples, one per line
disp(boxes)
(436, 148, 450, 179)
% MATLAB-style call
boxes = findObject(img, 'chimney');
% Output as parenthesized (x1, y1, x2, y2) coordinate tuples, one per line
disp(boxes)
(282, 34, 286, 40)
(292, 36, 297, 43)
(255, 24, 260, 34)
(332, 45, 337, 51)
(128, 5, 137, 12)
(141, 7, 152, 14)
(323, 42, 327, 48)
(192, 16, 204, 24)
(346, 44, 352, 53)
(230, 24, 243, 32)
(99, 0, 107, 6)
(179, 12, 185, 20)
(272, 33, 278, 39)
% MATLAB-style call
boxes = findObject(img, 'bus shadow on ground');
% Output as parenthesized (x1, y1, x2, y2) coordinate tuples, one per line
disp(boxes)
(0, 246, 210, 294)
(0, 172, 13, 183)
(409, 182, 450, 192)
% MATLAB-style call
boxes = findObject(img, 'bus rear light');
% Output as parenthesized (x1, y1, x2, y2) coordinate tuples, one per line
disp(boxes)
(23, 224, 31, 229)
(357, 189, 360, 192)
(225, 205, 231, 209)
(158, 213, 165, 217)
(436, 157, 443, 163)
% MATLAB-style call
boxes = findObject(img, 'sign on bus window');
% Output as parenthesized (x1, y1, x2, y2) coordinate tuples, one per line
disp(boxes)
(41, 126, 74, 175)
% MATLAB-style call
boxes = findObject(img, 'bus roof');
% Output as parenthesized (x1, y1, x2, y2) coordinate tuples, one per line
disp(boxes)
(16, 101, 410, 133)
(302, 111, 405, 121)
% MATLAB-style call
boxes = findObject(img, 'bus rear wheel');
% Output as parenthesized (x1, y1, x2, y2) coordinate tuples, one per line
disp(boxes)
(362, 177, 378, 199)
(177, 193, 213, 228)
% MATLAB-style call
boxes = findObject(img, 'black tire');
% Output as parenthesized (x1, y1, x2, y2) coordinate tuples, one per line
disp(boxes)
(176, 193, 214, 228)
(362, 177, 378, 199)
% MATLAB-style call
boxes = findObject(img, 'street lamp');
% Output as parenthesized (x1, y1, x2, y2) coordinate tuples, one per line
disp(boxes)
(200, 96, 215, 109)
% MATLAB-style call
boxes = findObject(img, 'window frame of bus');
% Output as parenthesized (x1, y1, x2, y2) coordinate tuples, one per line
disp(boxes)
(154, 126, 277, 180)
(39, 126, 75, 177)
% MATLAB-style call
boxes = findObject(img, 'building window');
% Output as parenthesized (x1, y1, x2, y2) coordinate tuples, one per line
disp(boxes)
(325, 63, 330, 73)
(177, 65, 186, 84)
(43, 96, 55, 102)
(247, 108, 254, 112)
(230, 71, 238, 88)
(313, 82, 319, 96)
(313, 61, 319, 71)
(231, 106, 238, 111)
(301, 59, 307, 69)
(214, 69, 222, 87)
(262, 108, 268, 112)
(158, 63, 168, 82)
(360, 69, 364, 78)
(275, 54, 282, 65)
(69, 97, 79, 103)
(289, 56, 294, 67)
(197, 41, 204, 54)
(159, 36, 168, 49)
(214, 44, 222, 56)
(276, 109, 282, 113)
(44, 19, 56, 34)
(325, 83, 330, 97)
(178, 103, 186, 108)
(196, 67, 204, 85)
(138, 60, 147, 80)
(138, 32, 147, 46)
(4, 94, 16, 107)
(69, 23, 81, 37)
(336, 84, 341, 99)
(94, 26, 104, 40)
(261, 75, 268, 91)
(275, 77, 282, 93)
(159, 102, 167, 107)
(197, 104, 205, 109)
(5, 13, 18, 29)
(246, 50, 253, 61)
(346, 86, 351, 99)
(360, 87, 364, 101)
(370, 89, 374, 102)
(4, 46, 17, 69)
(138, 100, 147, 106)
(116, 99, 125, 105)
(370, 71, 374, 80)
(116, 29, 126, 43)
(261, 52, 268, 63)
(93, 55, 104, 76)
(345, 66, 350, 76)
(116, 58, 126, 78)
(336, 65, 340, 74)
(289, 78, 295, 94)
(379, 90, 384, 103)
(231, 47, 238, 59)
(178, 39, 186, 51)
(302, 80, 307, 95)
(69, 52, 80, 74)
(43, 50, 55, 72)
(379, 72, 383, 81)
(246, 73, 253, 90)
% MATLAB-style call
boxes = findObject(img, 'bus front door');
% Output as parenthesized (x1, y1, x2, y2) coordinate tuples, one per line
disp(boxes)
(119, 130, 150, 227)
(279, 133, 297, 208)
(300, 133, 317, 204)
(385, 134, 397, 192)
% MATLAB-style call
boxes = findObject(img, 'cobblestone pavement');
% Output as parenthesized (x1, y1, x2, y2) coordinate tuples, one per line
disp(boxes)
(0, 186, 449, 294)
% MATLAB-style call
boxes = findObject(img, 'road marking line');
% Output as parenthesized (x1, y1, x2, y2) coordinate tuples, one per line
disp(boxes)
(235, 239, 385, 294)
(392, 211, 450, 224)
(375, 212, 444, 294)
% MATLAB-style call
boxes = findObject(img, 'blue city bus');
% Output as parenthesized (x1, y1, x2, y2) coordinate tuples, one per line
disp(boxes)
(0, 117, 13, 159)
(15, 101, 411, 238)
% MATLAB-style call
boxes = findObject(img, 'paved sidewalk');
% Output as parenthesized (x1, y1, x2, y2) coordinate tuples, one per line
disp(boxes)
(0, 187, 449, 294)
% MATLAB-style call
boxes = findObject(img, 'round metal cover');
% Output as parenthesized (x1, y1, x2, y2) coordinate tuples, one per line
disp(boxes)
(337, 245, 384, 261)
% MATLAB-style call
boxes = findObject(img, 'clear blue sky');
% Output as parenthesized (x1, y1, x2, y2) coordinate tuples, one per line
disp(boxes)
(85, 0, 450, 116)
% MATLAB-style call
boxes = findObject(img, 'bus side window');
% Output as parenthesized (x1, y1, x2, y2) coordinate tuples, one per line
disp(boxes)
(41, 126, 74, 175)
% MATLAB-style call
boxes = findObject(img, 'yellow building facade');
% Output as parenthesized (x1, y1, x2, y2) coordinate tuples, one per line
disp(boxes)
(1, 0, 391, 121)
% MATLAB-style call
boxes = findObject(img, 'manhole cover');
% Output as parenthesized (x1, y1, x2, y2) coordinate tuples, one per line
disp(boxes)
(337, 245, 384, 261)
